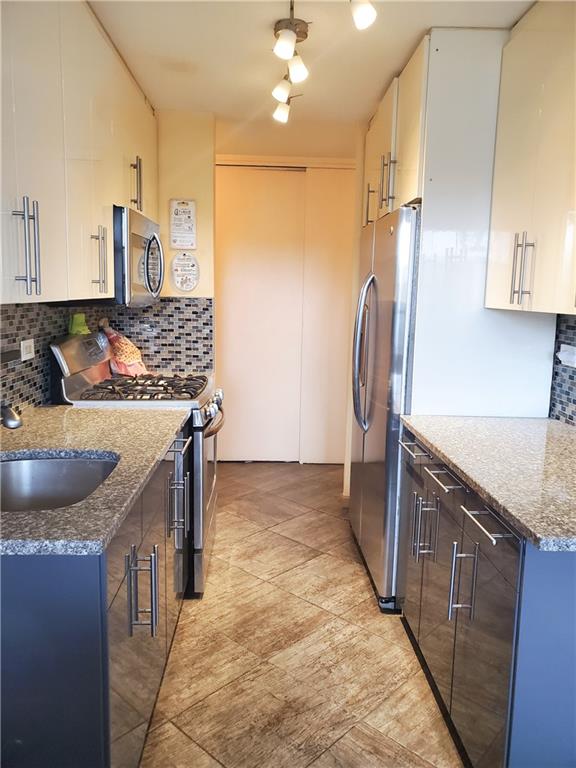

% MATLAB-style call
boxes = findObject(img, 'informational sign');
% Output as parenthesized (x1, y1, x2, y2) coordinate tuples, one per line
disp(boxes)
(170, 199, 196, 249)
(172, 251, 200, 292)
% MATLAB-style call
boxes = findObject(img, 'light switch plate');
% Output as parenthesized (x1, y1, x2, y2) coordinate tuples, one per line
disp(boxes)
(20, 338, 35, 361)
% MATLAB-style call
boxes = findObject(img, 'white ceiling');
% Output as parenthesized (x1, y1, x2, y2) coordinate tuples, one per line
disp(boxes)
(91, 1, 531, 150)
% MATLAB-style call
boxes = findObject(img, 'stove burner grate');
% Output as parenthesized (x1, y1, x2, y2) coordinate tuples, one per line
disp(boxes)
(79, 374, 208, 402)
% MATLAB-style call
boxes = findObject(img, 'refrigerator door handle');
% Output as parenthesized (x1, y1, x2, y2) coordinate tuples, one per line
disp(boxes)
(352, 272, 375, 432)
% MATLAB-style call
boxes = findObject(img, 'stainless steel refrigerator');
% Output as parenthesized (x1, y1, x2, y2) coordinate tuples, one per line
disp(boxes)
(350, 205, 419, 611)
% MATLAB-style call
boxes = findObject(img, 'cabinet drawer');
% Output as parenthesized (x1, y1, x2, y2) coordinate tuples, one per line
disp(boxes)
(460, 495, 522, 591)
(399, 436, 432, 466)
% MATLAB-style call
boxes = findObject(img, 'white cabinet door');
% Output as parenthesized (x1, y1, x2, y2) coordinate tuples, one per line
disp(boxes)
(362, 77, 398, 225)
(61, 2, 120, 300)
(395, 37, 429, 209)
(120, 77, 158, 220)
(486, 2, 575, 314)
(1, 2, 68, 303)
(375, 78, 398, 217)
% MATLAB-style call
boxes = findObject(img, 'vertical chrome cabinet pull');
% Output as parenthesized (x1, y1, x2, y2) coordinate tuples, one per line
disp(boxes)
(378, 155, 388, 210)
(447, 541, 479, 621)
(509, 232, 522, 304)
(131, 156, 143, 211)
(415, 496, 424, 562)
(184, 471, 191, 535)
(12, 195, 34, 296)
(91, 225, 105, 293)
(417, 499, 439, 559)
(101, 226, 108, 293)
(410, 492, 419, 557)
(386, 152, 396, 209)
(517, 230, 535, 305)
(125, 543, 159, 637)
(31, 200, 41, 295)
(365, 184, 376, 225)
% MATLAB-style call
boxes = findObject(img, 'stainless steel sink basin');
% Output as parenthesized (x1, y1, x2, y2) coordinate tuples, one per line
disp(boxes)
(0, 453, 119, 512)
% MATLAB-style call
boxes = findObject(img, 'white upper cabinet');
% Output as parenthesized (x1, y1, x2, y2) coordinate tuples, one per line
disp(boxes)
(485, 2, 576, 314)
(362, 78, 398, 226)
(1, 1, 158, 304)
(395, 37, 429, 208)
(1, 2, 68, 303)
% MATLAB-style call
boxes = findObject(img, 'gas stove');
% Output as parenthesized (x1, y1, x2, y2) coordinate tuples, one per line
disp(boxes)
(50, 332, 222, 427)
(79, 374, 209, 402)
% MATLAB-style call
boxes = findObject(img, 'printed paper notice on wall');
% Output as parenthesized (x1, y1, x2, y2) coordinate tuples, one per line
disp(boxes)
(172, 251, 200, 292)
(170, 199, 196, 249)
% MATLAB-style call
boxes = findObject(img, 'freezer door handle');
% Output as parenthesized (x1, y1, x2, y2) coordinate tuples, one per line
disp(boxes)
(352, 272, 375, 432)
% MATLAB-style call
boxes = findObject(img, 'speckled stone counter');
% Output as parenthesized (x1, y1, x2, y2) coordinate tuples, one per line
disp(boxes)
(0, 406, 189, 555)
(401, 415, 576, 552)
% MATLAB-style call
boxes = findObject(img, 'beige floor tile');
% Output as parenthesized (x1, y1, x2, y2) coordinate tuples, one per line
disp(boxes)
(326, 538, 363, 564)
(215, 528, 321, 580)
(269, 617, 420, 719)
(140, 722, 222, 767)
(179, 581, 334, 659)
(155, 624, 260, 720)
(271, 553, 373, 615)
(216, 481, 254, 507)
(308, 723, 436, 768)
(270, 510, 352, 553)
(222, 491, 312, 528)
(174, 663, 355, 768)
(318, 498, 350, 519)
(272, 473, 345, 509)
(364, 671, 463, 768)
(202, 556, 263, 600)
(213, 510, 264, 548)
(342, 599, 413, 650)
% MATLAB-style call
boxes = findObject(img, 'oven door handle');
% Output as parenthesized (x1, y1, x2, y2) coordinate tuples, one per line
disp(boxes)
(204, 408, 225, 439)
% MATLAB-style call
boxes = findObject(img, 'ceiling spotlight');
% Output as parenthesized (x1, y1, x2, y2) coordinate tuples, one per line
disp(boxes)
(273, 1, 309, 61)
(350, 0, 377, 30)
(273, 28, 297, 60)
(273, 100, 291, 124)
(288, 53, 309, 84)
(272, 75, 292, 103)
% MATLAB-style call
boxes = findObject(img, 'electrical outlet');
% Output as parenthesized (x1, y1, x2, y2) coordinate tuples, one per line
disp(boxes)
(20, 338, 35, 362)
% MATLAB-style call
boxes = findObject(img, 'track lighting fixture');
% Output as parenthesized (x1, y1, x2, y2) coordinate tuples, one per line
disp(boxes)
(272, 75, 292, 103)
(350, 0, 377, 30)
(288, 52, 309, 83)
(273, 0, 309, 60)
(273, 100, 291, 124)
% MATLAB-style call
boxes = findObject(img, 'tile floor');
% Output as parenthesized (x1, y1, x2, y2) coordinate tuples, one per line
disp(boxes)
(141, 462, 463, 768)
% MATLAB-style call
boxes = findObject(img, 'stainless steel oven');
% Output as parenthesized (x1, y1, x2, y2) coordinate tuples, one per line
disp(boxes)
(187, 406, 224, 597)
(113, 205, 164, 306)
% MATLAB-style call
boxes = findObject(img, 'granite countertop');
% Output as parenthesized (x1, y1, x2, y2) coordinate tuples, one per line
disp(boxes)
(402, 416, 576, 552)
(0, 406, 189, 556)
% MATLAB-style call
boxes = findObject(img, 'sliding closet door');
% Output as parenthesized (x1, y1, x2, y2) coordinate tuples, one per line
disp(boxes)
(299, 168, 355, 463)
(215, 166, 305, 461)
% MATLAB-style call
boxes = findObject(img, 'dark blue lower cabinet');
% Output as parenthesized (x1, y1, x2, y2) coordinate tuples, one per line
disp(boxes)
(1, 461, 175, 768)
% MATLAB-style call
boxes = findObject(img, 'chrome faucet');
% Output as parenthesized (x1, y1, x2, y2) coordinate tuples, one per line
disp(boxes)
(1, 404, 23, 429)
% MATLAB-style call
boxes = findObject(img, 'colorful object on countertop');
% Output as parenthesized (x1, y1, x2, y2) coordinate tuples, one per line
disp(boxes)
(99, 318, 148, 377)
(68, 313, 91, 336)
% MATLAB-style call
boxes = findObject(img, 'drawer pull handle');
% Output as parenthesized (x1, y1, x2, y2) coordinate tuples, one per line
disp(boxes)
(461, 505, 515, 547)
(125, 543, 159, 637)
(448, 541, 479, 622)
(424, 466, 463, 494)
(399, 440, 430, 460)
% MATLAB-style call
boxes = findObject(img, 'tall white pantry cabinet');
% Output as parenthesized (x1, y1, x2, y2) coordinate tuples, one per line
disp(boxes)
(1, 1, 158, 304)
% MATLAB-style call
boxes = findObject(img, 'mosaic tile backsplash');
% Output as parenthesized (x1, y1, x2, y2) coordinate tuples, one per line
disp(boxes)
(549, 314, 576, 426)
(0, 298, 214, 408)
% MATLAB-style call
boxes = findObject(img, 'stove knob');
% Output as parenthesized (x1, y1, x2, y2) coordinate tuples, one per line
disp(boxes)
(214, 388, 224, 405)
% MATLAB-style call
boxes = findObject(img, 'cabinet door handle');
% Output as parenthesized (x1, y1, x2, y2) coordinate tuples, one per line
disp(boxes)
(365, 184, 376, 225)
(131, 155, 143, 211)
(415, 496, 424, 562)
(101, 226, 108, 293)
(13, 196, 33, 295)
(91, 225, 105, 293)
(424, 466, 463, 494)
(386, 152, 396, 209)
(448, 541, 479, 621)
(378, 154, 388, 210)
(31, 200, 41, 295)
(517, 231, 535, 305)
(418, 499, 439, 559)
(399, 440, 430, 461)
(460, 505, 516, 546)
(410, 492, 420, 557)
(125, 543, 159, 637)
(509, 232, 522, 304)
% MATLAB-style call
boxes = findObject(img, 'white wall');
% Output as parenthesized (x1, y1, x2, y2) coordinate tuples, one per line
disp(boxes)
(158, 110, 215, 298)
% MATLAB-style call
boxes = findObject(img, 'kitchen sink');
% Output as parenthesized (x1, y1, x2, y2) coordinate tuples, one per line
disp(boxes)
(0, 453, 119, 512)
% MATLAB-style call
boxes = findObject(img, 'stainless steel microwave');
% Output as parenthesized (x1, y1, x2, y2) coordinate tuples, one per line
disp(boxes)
(113, 205, 165, 306)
